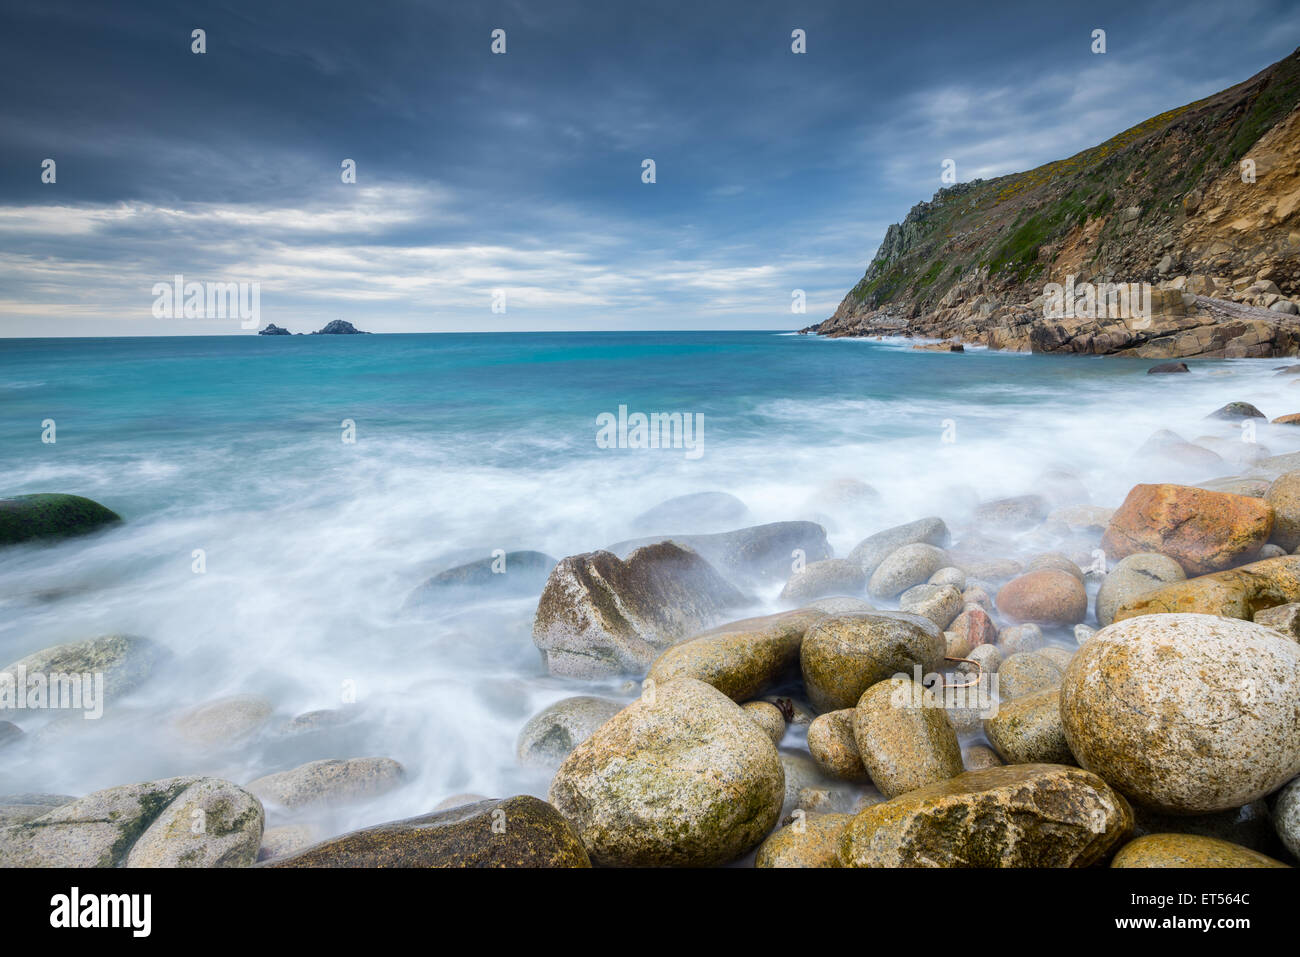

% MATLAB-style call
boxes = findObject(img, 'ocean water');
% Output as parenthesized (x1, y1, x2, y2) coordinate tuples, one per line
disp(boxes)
(1, 331, 1296, 838)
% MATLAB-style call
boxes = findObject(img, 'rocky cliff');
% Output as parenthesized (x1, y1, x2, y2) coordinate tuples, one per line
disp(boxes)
(806, 48, 1300, 358)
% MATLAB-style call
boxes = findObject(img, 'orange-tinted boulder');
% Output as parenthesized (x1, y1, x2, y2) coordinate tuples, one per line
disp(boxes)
(995, 570, 1087, 625)
(1101, 484, 1273, 576)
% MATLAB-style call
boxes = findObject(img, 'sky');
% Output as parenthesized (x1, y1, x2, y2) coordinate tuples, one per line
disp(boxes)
(1, 0, 1297, 336)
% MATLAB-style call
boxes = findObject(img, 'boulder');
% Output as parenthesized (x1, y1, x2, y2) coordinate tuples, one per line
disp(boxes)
(248, 757, 405, 809)
(972, 495, 1049, 529)
(264, 796, 590, 867)
(1147, 362, 1189, 374)
(532, 542, 746, 678)
(548, 678, 783, 866)
(837, 764, 1133, 867)
(1111, 834, 1289, 868)
(0, 493, 121, 545)
(997, 623, 1044, 656)
(800, 612, 946, 712)
(983, 687, 1074, 765)
(997, 652, 1062, 699)
(806, 709, 868, 781)
(852, 677, 963, 798)
(515, 696, 624, 768)
(0, 776, 262, 867)
(754, 813, 850, 867)
(1207, 402, 1266, 421)
(847, 517, 950, 575)
(779, 559, 866, 604)
(898, 583, 963, 629)
(1265, 471, 1300, 551)
(646, 609, 822, 702)
(995, 570, 1087, 625)
(171, 694, 273, 750)
(1101, 484, 1273, 575)
(1113, 555, 1300, 622)
(631, 491, 750, 533)
(1274, 777, 1300, 861)
(0, 634, 168, 715)
(740, 701, 786, 745)
(606, 521, 831, 586)
(1252, 602, 1300, 641)
(867, 543, 949, 599)
(1061, 614, 1300, 813)
(1095, 553, 1186, 627)
(404, 551, 556, 608)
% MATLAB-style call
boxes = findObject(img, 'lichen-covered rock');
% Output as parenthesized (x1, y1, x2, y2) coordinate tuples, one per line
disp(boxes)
(1114, 555, 1300, 622)
(1061, 614, 1300, 813)
(754, 813, 849, 867)
(646, 609, 822, 701)
(779, 559, 866, 604)
(852, 677, 963, 799)
(1101, 484, 1273, 575)
(807, 709, 868, 781)
(125, 778, 264, 867)
(1095, 553, 1186, 627)
(515, 696, 624, 769)
(264, 796, 590, 867)
(740, 700, 786, 745)
(0, 776, 261, 867)
(548, 678, 783, 867)
(800, 612, 946, 712)
(867, 544, 949, 599)
(0, 493, 121, 545)
(171, 694, 273, 750)
(838, 764, 1132, 867)
(1111, 833, 1289, 868)
(995, 570, 1087, 625)
(1265, 471, 1300, 551)
(997, 652, 1062, 699)
(532, 542, 747, 678)
(898, 583, 963, 629)
(983, 687, 1074, 765)
(248, 757, 405, 810)
(964, 745, 1003, 770)
(847, 517, 950, 575)
(0, 634, 168, 715)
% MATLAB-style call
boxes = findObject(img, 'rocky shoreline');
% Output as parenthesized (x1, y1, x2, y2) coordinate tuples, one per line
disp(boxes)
(4, 382, 1300, 868)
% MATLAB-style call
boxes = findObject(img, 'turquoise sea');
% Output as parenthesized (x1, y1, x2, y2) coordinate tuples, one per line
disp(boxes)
(0, 331, 1293, 834)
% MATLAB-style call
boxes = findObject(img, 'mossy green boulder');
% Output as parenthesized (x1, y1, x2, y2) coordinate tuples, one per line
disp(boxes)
(264, 795, 590, 867)
(0, 634, 167, 714)
(800, 611, 946, 713)
(0, 493, 121, 545)
(755, 812, 849, 867)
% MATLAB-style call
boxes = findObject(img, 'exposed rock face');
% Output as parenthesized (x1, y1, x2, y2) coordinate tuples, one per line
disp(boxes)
(1061, 614, 1300, 813)
(548, 678, 783, 867)
(311, 319, 369, 334)
(264, 796, 590, 867)
(532, 542, 747, 678)
(0, 776, 263, 867)
(1101, 484, 1273, 575)
(837, 764, 1133, 867)
(803, 49, 1300, 358)
(0, 493, 121, 545)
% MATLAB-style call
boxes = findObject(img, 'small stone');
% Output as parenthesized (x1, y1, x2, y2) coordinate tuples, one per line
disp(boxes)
(807, 709, 868, 781)
(741, 701, 786, 745)
(998, 623, 1044, 656)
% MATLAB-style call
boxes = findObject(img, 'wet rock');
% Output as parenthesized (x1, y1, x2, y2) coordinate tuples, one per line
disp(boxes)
(852, 677, 963, 799)
(779, 559, 866, 604)
(847, 517, 950, 575)
(898, 583, 963, 628)
(515, 696, 624, 769)
(838, 764, 1133, 867)
(946, 605, 997, 652)
(171, 694, 273, 750)
(632, 491, 750, 533)
(265, 795, 590, 867)
(807, 709, 868, 781)
(928, 566, 966, 590)
(983, 688, 1074, 765)
(957, 642, 1002, 676)
(1274, 777, 1300, 861)
(754, 813, 849, 868)
(741, 700, 786, 745)
(800, 612, 946, 712)
(806, 596, 875, 614)
(1265, 471, 1300, 551)
(646, 608, 822, 702)
(404, 550, 556, 608)
(867, 543, 949, 599)
(997, 652, 1062, 699)
(1207, 401, 1266, 421)
(1095, 553, 1187, 627)
(1114, 555, 1300, 622)
(1061, 614, 1300, 813)
(257, 824, 316, 862)
(1102, 484, 1273, 575)
(548, 678, 783, 867)
(0, 776, 261, 867)
(0, 493, 122, 545)
(1147, 362, 1189, 374)
(0, 634, 168, 715)
(995, 570, 1087, 625)
(1111, 833, 1288, 868)
(973, 495, 1049, 530)
(0, 722, 21, 749)
(248, 757, 406, 810)
(532, 542, 747, 678)
(1037, 646, 1074, 672)
(997, 623, 1044, 656)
